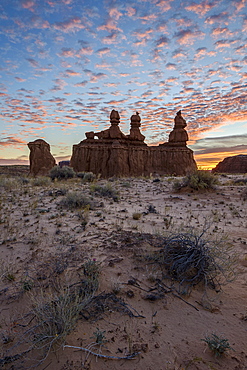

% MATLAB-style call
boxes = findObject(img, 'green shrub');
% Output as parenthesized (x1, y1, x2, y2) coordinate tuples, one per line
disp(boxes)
(49, 166, 75, 180)
(59, 191, 94, 210)
(77, 172, 96, 182)
(173, 170, 218, 191)
(90, 183, 119, 201)
(202, 333, 233, 357)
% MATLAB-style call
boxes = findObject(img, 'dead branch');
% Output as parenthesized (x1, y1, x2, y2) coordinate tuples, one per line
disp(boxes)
(63, 345, 140, 360)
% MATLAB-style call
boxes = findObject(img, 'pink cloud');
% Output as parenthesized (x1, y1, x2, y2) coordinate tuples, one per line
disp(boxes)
(64, 69, 81, 76)
(243, 17, 247, 31)
(59, 48, 75, 57)
(0, 136, 26, 147)
(175, 28, 205, 45)
(214, 39, 232, 49)
(166, 63, 177, 70)
(234, 0, 247, 12)
(156, 35, 169, 48)
(211, 27, 230, 37)
(126, 7, 136, 17)
(104, 82, 119, 87)
(205, 12, 229, 25)
(102, 31, 122, 44)
(172, 48, 187, 59)
(21, 0, 35, 11)
(77, 46, 93, 56)
(139, 14, 157, 24)
(156, 0, 173, 12)
(96, 47, 111, 57)
(54, 17, 87, 33)
(132, 28, 153, 39)
(26, 58, 39, 67)
(194, 47, 216, 59)
(109, 8, 123, 20)
(50, 79, 67, 91)
(90, 72, 107, 83)
(185, 0, 219, 16)
(97, 15, 122, 33)
(74, 80, 88, 87)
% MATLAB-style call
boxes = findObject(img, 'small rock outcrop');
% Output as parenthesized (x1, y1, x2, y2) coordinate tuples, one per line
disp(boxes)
(212, 155, 247, 173)
(70, 110, 197, 177)
(28, 139, 56, 176)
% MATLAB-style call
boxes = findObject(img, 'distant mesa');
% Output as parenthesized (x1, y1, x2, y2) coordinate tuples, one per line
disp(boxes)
(59, 160, 70, 168)
(70, 110, 197, 177)
(28, 139, 56, 176)
(212, 154, 247, 173)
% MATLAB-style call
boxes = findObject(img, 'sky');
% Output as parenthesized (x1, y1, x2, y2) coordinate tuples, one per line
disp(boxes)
(0, 0, 247, 169)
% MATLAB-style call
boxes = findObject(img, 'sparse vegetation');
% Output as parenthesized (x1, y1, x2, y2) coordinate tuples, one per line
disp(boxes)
(173, 170, 218, 191)
(77, 171, 96, 182)
(202, 333, 233, 357)
(91, 327, 107, 345)
(0, 170, 246, 369)
(30, 176, 51, 187)
(132, 212, 142, 220)
(59, 191, 95, 210)
(242, 187, 247, 201)
(90, 183, 119, 201)
(49, 166, 76, 180)
(0, 176, 19, 190)
(153, 226, 234, 294)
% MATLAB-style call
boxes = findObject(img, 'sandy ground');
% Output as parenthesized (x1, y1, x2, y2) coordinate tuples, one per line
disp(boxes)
(0, 172, 247, 369)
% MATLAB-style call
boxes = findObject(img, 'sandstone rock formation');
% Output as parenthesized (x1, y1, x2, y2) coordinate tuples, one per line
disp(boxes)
(70, 110, 197, 177)
(28, 139, 56, 176)
(128, 112, 145, 141)
(212, 154, 247, 173)
(168, 110, 188, 146)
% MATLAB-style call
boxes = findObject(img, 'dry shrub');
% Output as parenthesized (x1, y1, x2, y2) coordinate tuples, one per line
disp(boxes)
(0, 260, 100, 368)
(59, 191, 95, 210)
(155, 226, 235, 294)
(90, 183, 119, 201)
(49, 166, 75, 180)
(173, 170, 218, 191)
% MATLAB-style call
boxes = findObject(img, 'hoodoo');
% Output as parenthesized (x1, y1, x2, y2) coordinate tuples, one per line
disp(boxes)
(70, 110, 197, 177)
(28, 139, 56, 176)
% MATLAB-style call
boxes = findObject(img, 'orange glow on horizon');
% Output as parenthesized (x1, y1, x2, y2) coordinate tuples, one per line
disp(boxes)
(194, 149, 247, 170)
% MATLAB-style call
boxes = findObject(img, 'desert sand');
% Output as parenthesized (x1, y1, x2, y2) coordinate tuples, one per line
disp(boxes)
(0, 169, 247, 369)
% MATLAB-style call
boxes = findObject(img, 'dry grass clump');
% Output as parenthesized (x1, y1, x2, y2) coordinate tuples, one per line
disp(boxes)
(0, 176, 19, 190)
(30, 176, 51, 187)
(173, 170, 218, 191)
(0, 260, 100, 367)
(153, 226, 234, 294)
